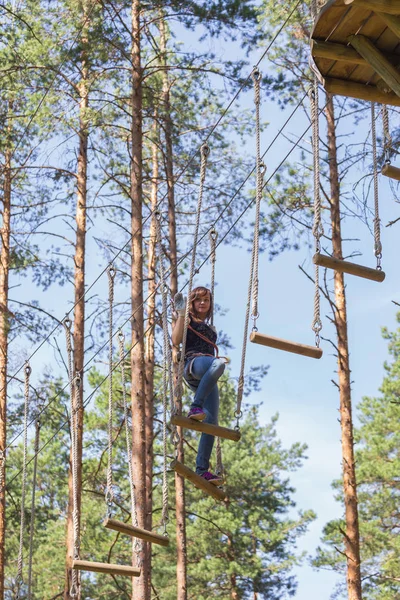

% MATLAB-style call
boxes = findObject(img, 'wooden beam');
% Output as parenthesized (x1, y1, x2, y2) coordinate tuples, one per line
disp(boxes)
(376, 12, 400, 38)
(171, 415, 241, 442)
(103, 517, 170, 547)
(171, 460, 228, 502)
(313, 253, 385, 282)
(344, 0, 400, 14)
(250, 332, 323, 359)
(382, 163, 400, 180)
(73, 560, 141, 577)
(349, 35, 400, 98)
(324, 77, 400, 106)
(312, 39, 400, 67)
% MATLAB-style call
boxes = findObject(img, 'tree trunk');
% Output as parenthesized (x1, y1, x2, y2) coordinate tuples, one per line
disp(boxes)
(143, 118, 158, 600)
(64, 7, 89, 598)
(130, 2, 147, 598)
(227, 535, 239, 600)
(325, 92, 362, 600)
(158, 15, 187, 599)
(0, 145, 12, 600)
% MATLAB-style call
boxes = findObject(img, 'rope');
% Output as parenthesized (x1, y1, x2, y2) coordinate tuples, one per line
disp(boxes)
(64, 317, 80, 599)
(16, 362, 31, 598)
(382, 104, 392, 165)
(106, 267, 116, 514)
(156, 213, 173, 532)
(310, 78, 323, 346)
(236, 68, 266, 424)
(27, 411, 41, 600)
(118, 329, 141, 563)
(175, 144, 210, 408)
(371, 103, 382, 270)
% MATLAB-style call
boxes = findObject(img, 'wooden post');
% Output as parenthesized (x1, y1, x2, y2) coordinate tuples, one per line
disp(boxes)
(376, 12, 400, 38)
(171, 415, 241, 441)
(349, 35, 400, 99)
(324, 78, 400, 106)
(313, 253, 385, 282)
(171, 461, 228, 503)
(250, 332, 323, 359)
(311, 40, 365, 64)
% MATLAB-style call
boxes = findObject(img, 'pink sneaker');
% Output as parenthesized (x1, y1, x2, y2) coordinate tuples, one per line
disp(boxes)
(200, 471, 223, 485)
(187, 406, 206, 421)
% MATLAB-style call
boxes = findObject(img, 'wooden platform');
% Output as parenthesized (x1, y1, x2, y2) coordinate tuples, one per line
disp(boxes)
(250, 332, 323, 359)
(311, 0, 400, 105)
(313, 252, 385, 281)
(72, 560, 141, 577)
(171, 460, 228, 502)
(103, 517, 169, 547)
(171, 415, 241, 442)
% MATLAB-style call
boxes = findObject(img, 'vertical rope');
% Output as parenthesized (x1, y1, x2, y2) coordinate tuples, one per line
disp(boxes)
(371, 103, 382, 270)
(105, 267, 116, 514)
(236, 68, 265, 423)
(27, 412, 41, 600)
(382, 104, 392, 165)
(310, 77, 323, 346)
(16, 362, 31, 598)
(64, 317, 80, 599)
(175, 144, 210, 408)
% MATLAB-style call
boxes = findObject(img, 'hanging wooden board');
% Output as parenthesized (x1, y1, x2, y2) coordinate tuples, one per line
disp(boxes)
(103, 517, 170, 547)
(313, 252, 385, 282)
(382, 163, 400, 180)
(171, 460, 228, 502)
(72, 560, 141, 577)
(310, 0, 400, 105)
(171, 415, 241, 442)
(250, 332, 323, 359)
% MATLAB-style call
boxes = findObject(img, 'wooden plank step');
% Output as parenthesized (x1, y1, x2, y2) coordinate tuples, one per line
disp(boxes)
(171, 460, 228, 502)
(382, 163, 400, 181)
(171, 415, 241, 442)
(72, 560, 141, 577)
(250, 332, 323, 359)
(103, 518, 169, 547)
(313, 252, 385, 282)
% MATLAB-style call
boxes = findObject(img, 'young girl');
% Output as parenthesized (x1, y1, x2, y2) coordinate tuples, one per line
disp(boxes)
(172, 286, 225, 484)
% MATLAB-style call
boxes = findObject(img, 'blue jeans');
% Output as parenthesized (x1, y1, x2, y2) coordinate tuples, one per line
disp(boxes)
(184, 356, 225, 475)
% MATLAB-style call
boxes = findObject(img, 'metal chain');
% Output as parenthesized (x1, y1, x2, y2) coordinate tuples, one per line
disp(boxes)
(118, 330, 141, 562)
(16, 362, 31, 598)
(106, 267, 116, 514)
(371, 103, 382, 270)
(310, 77, 323, 345)
(175, 144, 210, 408)
(156, 213, 172, 532)
(27, 410, 41, 600)
(382, 104, 392, 165)
(64, 317, 79, 599)
(236, 68, 265, 424)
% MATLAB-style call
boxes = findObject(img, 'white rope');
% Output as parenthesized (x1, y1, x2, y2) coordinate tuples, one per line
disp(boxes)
(371, 103, 382, 270)
(105, 267, 116, 513)
(382, 104, 392, 165)
(175, 144, 210, 408)
(310, 77, 323, 346)
(16, 362, 31, 598)
(27, 411, 41, 600)
(236, 68, 265, 422)
(64, 317, 80, 598)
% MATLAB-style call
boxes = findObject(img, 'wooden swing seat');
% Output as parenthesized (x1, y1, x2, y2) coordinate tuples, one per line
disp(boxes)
(311, 0, 400, 106)
(382, 163, 400, 180)
(313, 252, 385, 282)
(103, 517, 169, 547)
(171, 460, 228, 502)
(171, 415, 241, 442)
(250, 331, 323, 359)
(72, 560, 141, 577)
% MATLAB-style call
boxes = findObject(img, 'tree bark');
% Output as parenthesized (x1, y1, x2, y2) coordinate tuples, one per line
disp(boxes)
(325, 92, 363, 600)
(131, 2, 147, 598)
(0, 144, 12, 600)
(64, 5, 89, 598)
(227, 535, 239, 600)
(143, 118, 158, 600)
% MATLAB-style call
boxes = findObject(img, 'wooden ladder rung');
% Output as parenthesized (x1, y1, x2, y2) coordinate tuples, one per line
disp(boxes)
(313, 252, 385, 282)
(103, 518, 169, 547)
(250, 331, 322, 359)
(171, 415, 241, 442)
(171, 460, 228, 502)
(72, 560, 141, 577)
(382, 163, 400, 181)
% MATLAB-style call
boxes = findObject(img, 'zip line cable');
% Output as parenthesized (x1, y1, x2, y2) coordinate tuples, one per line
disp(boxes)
(6, 92, 327, 464)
